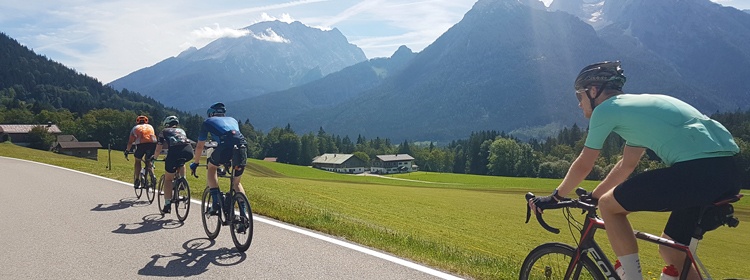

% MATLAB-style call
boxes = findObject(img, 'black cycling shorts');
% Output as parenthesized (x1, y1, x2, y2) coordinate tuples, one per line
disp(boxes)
(134, 143, 157, 160)
(164, 144, 194, 173)
(208, 139, 248, 176)
(613, 156, 740, 244)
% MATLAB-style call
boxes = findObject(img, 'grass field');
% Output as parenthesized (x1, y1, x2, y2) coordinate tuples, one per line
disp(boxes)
(2, 142, 748, 279)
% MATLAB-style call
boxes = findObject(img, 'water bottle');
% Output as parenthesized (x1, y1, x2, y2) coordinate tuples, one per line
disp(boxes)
(614, 260, 626, 279)
(660, 264, 679, 280)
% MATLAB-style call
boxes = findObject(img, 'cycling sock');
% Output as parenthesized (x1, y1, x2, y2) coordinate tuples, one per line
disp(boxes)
(239, 202, 247, 216)
(617, 253, 643, 280)
(210, 188, 221, 208)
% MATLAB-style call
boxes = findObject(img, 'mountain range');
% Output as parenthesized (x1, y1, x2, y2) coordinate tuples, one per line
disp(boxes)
(110, 0, 750, 142)
(109, 21, 367, 110)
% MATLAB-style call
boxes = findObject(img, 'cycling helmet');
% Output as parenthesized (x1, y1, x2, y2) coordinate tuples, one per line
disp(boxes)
(574, 61, 626, 91)
(136, 115, 149, 124)
(207, 102, 226, 117)
(163, 115, 179, 127)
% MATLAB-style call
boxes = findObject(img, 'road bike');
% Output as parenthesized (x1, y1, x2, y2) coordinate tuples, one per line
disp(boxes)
(197, 160, 254, 252)
(520, 187, 742, 280)
(156, 160, 192, 222)
(125, 151, 157, 203)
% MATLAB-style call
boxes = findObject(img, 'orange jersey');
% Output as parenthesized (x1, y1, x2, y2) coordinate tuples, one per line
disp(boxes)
(129, 124, 157, 144)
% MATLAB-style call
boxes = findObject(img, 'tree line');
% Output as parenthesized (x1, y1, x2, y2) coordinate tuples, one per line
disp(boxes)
(4, 98, 750, 188)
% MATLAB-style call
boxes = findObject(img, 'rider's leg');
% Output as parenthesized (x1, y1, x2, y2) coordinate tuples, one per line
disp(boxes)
(207, 163, 222, 212)
(660, 233, 700, 280)
(164, 172, 175, 201)
(599, 190, 643, 280)
(133, 159, 142, 187)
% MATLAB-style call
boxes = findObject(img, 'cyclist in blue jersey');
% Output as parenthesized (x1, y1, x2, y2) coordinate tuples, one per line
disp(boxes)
(190, 103, 249, 226)
(529, 61, 740, 280)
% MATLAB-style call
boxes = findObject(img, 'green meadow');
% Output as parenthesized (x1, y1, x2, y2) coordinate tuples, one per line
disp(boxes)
(2, 142, 748, 279)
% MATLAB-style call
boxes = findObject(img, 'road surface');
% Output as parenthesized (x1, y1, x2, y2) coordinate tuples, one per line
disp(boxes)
(0, 156, 463, 279)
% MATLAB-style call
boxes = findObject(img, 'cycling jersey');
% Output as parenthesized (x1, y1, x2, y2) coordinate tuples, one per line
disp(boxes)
(197, 116, 245, 145)
(585, 94, 739, 166)
(158, 127, 190, 148)
(129, 124, 157, 145)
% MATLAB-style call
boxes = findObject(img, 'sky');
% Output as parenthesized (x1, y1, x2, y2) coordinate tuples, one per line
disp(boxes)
(1, 0, 749, 84)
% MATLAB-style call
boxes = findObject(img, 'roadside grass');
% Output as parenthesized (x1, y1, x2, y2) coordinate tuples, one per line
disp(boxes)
(2, 142, 748, 279)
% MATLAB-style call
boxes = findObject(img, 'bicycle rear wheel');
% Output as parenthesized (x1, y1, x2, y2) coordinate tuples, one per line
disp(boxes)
(201, 187, 221, 239)
(135, 174, 144, 199)
(174, 178, 190, 222)
(519, 243, 606, 280)
(157, 174, 165, 214)
(145, 172, 156, 204)
(230, 192, 253, 252)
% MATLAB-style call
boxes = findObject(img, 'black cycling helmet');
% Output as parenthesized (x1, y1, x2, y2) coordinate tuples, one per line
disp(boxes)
(574, 61, 626, 91)
(207, 102, 226, 117)
(163, 115, 179, 127)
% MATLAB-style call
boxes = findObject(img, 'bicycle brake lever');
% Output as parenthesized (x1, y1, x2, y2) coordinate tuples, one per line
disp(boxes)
(525, 192, 534, 224)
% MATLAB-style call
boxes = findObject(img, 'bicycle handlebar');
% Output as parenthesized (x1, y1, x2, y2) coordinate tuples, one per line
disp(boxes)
(525, 188, 597, 234)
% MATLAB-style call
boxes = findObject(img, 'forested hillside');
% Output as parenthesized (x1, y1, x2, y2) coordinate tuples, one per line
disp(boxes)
(0, 32, 202, 149)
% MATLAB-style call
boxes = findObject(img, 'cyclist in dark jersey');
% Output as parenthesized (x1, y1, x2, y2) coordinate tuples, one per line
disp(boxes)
(529, 61, 740, 280)
(152, 115, 194, 214)
(190, 103, 249, 226)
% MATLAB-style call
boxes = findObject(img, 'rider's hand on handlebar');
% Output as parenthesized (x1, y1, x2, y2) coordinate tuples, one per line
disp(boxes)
(529, 195, 556, 214)
(189, 162, 199, 177)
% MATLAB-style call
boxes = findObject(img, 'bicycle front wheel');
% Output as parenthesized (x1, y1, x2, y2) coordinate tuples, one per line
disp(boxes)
(201, 187, 221, 239)
(230, 192, 253, 252)
(157, 174, 165, 214)
(174, 178, 190, 222)
(519, 243, 606, 280)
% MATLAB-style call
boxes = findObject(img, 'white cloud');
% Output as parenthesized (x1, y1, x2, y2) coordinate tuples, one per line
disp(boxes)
(251, 28, 291, 43)
(192, 24, 251, 39)
(260, 12, 296, 23)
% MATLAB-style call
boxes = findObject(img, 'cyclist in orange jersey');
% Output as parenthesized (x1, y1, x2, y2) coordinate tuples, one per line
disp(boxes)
(126, 115, 158, 189)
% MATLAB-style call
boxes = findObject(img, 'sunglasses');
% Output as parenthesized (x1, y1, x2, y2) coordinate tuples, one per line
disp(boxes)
(575, 88, 588, 102)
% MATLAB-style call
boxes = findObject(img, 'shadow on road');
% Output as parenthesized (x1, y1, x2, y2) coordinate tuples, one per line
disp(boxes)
(112, 214, 184, 234)
(91, 197, 150, 211)
(138, 238, 247, 277)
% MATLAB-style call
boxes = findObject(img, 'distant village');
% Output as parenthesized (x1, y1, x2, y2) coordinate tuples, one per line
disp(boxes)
(1, 124, 417, 174)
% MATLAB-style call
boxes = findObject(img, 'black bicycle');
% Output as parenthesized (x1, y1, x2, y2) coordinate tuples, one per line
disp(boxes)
(156, 162, 192, 222)
(521, 188, 742, 280)
(197, 163, 253, 252)
(125, 151, 157, 203)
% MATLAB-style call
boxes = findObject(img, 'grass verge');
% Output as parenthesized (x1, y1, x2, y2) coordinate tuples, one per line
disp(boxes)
(2, 142, 748, 279)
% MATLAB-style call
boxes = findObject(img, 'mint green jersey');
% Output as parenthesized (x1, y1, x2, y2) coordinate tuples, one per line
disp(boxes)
(585, 94, 739, 166)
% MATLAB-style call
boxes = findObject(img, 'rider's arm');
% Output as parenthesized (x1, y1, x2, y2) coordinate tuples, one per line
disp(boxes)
(153, 143, 163, 160)
(193, 141, 205, 165)
(591, 145, 645, 198)
(555, 147, 600, 198)
(126, 133, 135, 152)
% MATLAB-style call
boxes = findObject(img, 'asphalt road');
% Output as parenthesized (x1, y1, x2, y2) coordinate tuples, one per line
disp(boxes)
(0, 156, 464, 279)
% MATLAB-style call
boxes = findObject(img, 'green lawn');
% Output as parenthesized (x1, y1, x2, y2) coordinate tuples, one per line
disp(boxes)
(2, 142, 748, 279)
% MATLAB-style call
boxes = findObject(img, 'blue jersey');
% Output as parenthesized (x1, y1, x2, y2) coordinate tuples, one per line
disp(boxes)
(198, 116, 244, 143)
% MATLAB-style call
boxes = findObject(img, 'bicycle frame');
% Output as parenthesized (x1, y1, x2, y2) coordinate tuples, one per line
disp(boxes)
(527, 190, 742, 280)
(565, 213, 703, 280)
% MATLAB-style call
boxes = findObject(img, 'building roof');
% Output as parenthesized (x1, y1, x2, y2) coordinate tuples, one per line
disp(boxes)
(376, 154, 415, 162)
(0, 124, 62, 134)
(312, 153, 355, 165)
(56, 141, 103, 149)
(56, 135, 78, 142)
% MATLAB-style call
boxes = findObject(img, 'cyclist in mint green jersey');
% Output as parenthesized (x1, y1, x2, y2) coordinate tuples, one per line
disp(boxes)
(529, 61, 740, 280)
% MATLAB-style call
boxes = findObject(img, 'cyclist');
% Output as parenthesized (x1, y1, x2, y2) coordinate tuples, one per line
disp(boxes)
(529, 61, 740, 280)
(125, 115, 158, 189)
(190, 102, 249, 230)
(152, 115, 194, 214)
